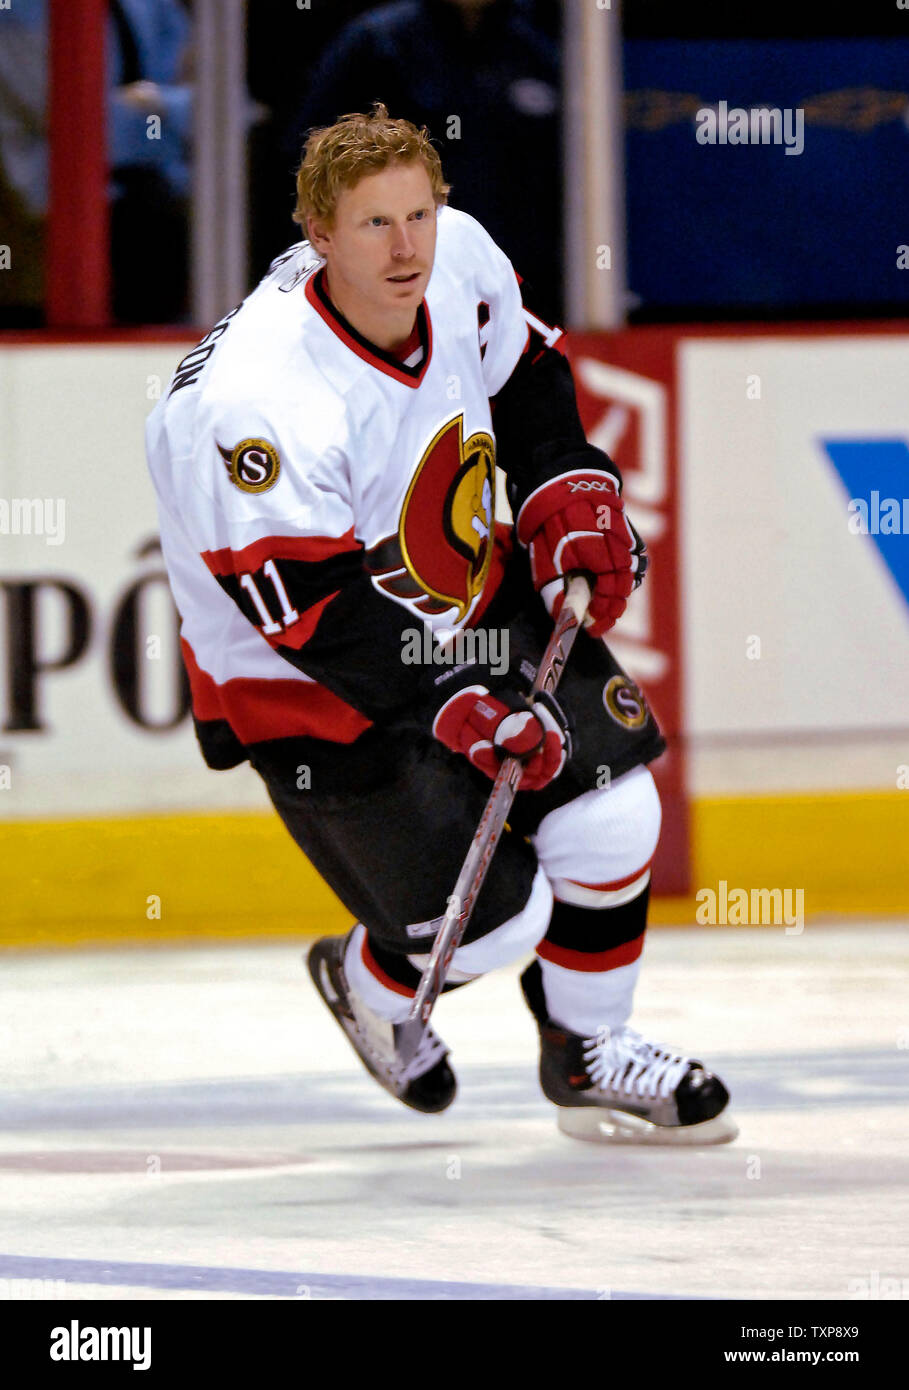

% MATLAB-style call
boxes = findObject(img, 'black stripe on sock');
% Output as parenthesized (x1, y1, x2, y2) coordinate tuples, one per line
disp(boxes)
(543, 883, 650, 953)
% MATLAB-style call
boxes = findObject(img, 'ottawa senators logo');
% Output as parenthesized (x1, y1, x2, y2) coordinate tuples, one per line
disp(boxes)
(216, 438, 281, 494)
(603, 675, 649, 729)
(365, 415, 495, 618)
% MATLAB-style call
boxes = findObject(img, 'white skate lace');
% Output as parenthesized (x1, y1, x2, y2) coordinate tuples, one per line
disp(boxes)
(582, 1026, 693, 1101)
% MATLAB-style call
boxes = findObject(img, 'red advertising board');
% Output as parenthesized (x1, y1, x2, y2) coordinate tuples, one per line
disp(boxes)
(566, 330, 687, 894)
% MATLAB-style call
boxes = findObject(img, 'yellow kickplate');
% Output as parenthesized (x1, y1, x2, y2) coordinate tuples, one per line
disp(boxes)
(2, 786, 906, 948)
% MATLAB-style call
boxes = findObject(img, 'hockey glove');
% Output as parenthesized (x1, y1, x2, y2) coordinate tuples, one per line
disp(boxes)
(425, 653, 571, 792)
(515, 456, 647, 639)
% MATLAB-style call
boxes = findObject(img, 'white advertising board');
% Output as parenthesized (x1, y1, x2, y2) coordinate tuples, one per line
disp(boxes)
(0, 344, 268, 817)
(680, 335, 909, 792)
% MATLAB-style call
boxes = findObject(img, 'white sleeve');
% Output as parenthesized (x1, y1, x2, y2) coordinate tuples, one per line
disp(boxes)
(148, 393, 363, 665)
(444, 211, 533, 398)
(190, 399, 356, 561)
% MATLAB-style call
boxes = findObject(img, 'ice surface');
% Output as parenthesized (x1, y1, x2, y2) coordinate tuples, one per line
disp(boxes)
(1, 923, 906, 1300)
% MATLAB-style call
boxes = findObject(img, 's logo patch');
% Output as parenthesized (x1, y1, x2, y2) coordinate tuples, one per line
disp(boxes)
(217, 438, 281, 494)
(603, 675, 648, 729)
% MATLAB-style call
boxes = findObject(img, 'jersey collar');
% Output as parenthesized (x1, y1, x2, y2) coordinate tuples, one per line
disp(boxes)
(305, 266, 433, 388)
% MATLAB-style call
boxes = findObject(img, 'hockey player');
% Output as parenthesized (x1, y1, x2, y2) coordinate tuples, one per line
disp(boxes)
(146, 104, 736, 1144)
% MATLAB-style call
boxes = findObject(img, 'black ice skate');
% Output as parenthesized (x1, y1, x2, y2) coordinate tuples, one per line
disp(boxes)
(306, 934, 456, 1114)
(520, 960, 737, 1144)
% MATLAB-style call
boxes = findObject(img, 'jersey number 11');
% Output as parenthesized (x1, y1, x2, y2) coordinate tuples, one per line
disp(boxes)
(239, 560, 299, 635)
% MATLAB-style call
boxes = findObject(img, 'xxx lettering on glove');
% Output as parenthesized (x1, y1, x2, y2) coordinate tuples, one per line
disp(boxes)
(432, 683, 569, 791)
(516, 466, 646, 639)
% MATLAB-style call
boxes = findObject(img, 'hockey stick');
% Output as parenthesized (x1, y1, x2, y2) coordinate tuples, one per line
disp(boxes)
(396, 573, 592, 1069)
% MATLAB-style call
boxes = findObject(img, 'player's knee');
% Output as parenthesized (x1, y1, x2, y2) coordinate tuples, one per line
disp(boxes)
(407, 864, 553, 981)
(532, 764, 661, 907)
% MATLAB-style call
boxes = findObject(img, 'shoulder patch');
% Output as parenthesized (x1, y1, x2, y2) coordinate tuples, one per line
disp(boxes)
(216, 438, 281, 494)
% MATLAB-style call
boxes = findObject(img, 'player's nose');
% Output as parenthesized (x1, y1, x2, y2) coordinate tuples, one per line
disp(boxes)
(389, 222, 417, 259)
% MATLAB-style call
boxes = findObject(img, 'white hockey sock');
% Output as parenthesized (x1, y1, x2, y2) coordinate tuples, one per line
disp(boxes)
(530, 768, 660, 1038)
(343, 924, 414, 1024)
(538, 953, 643, 1038)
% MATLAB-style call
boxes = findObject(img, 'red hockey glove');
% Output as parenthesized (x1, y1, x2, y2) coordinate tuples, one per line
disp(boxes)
(430, 673, 570, 792)
(516, 464, 647, 639)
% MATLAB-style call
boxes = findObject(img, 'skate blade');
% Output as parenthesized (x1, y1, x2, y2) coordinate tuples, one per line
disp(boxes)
(557, 1105, 739, 1146)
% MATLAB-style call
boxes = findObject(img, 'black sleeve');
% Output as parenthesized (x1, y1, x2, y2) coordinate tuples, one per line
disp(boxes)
(492, 335, 623, 520)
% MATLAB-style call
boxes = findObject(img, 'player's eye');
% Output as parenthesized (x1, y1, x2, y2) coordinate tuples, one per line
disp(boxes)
(369, 216, 386, 227)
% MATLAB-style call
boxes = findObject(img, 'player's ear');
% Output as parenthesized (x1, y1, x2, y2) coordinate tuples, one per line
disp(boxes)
(307, 215, 331, 254)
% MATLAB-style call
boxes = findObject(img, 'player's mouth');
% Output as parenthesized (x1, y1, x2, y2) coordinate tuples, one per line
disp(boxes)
(386, 272, 421, 285)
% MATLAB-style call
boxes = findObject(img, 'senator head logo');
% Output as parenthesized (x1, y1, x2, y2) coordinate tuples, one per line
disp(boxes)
(366, 415, 495, 619)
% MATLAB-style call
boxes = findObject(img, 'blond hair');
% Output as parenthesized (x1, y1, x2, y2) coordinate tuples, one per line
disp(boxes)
(293, 102, 450, 230)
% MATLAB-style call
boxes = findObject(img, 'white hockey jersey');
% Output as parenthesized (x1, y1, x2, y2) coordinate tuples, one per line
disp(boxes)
(145, 206, 568, 766)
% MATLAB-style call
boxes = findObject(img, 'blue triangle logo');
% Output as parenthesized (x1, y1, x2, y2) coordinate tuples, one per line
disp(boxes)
(821, 439, 909, 610)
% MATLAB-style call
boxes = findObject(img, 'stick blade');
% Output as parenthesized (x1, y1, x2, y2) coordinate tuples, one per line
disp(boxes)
(395, 1015, 427, 1070)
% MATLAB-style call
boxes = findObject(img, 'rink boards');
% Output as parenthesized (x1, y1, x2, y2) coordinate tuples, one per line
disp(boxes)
(1, 326, 907, 944)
